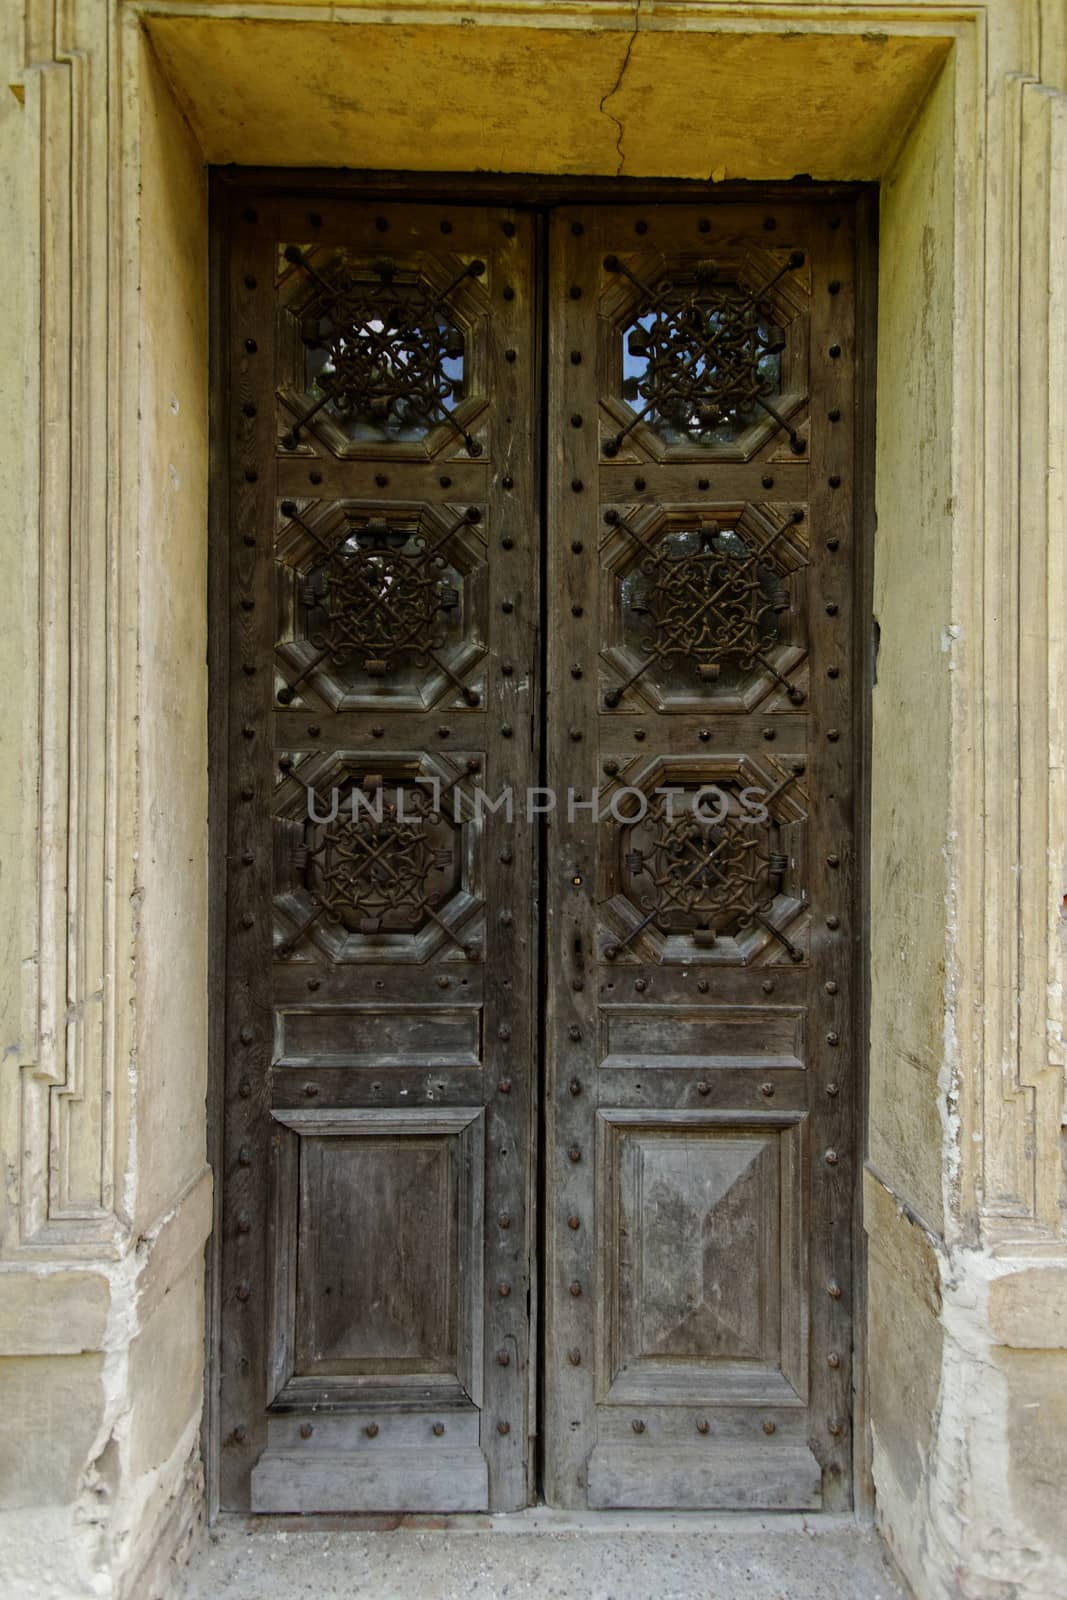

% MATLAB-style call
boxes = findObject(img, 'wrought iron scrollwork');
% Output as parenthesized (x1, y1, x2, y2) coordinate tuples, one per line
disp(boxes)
(606, 766, 806, 962)
(278, 770, 479, 959)
(280, 247, 484, 453)
(605, 509, 806, 707)
(604, 250, 806, 454)
(276, 504, 482, 706)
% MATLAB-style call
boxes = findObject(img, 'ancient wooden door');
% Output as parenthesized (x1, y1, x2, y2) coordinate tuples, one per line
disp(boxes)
(216, 187, 859, 1515)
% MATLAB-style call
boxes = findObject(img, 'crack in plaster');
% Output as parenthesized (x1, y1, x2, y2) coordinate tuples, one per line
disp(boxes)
(599, 2, 640, 176)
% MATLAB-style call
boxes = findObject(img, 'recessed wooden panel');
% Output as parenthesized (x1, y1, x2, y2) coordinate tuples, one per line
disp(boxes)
(601, 1004, 804, 1070)
(276, 1004, 482, 1068)
(269, 1108, 484, 1405)
(595, 1110, 807, 1406)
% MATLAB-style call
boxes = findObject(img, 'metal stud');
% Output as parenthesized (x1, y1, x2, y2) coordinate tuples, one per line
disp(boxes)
(299, 1423, 313, 1439)
(632, 1418, 646, 1432)
(763, 1420, 776, 1435)
(497, 1350, 511, 1367)
(825, 1148, 839, 1165)
(569, 1281, 582, 1297)
(567, 1214, 580, 1230)
(365, 1423, 379, 1438)
(568, 1349, 582, 1366)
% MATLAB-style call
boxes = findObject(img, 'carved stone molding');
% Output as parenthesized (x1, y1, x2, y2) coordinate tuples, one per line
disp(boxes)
(11, 0, 132, 1253)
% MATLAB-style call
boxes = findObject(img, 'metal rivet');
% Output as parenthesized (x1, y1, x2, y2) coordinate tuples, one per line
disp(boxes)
(603, 759, 619, 776)
(699, 218, 711, 233)
(762, 979, 775, 994)
(503, 475, 514, 489)
(829, 279, 841, 295)
(440, 218, 453, 234)
(497, 1350, 510, 1367)
(236, 1282, 251, 1302)
(827, 1031, 840, 1046)
(571, 540, 584, 553)
(499, 846, 513, 863)
(243, 401, 257, 418)
(829, 344, 841, 358)
(761, 475, 774, 489)
(567, 1214, 580, 1230)
(570, 350, 582, 365)
(828, 408, 841, 422)
(569, 1078, 582, 1096)
(570, 1281, 582, 1297)
(240, 785, 254, 801)
(763, 1420, 777, 1435)
(827, 854, 840, 867)
(568, 1024, 581, 1041)
(632, 1418, 646, 1432)
(569, 285, 582, 300)
(763, 216, 777, 231)
(568, 1146, 582, 1163)
(828, 1279, 842, 1298)
(568, 1348, 581, 1366)
(827, 915, 840, 930)
(374, 216, 388, 232)
(825, 601, 839, 616)
(697, 1418, 710, 1434)
(502, 599, 514, 614)
(498, 1022, 512, 1040)
(498, 1079, 512, 1095)
(503, 286, 515, 301)
(505, 348, 517, 363)
(697, 979, 709, 993)
(699, 729, 711, 742)
(697, 1081, 710, 1097)
(827, 728, 840, 742)
(571, 478, 583, 492)
(438, 725, 451, 737)
(237, 1214, 251, 1234)
(375, 472, 388, 488)
(570, 414, 583, 428)
(634, 978, 646, 993)
(569, 727, 582, 742)
(239, 1026, 254, 1045)
(307, 724, 320, 737)
(242, 724, 255, 739)
(828, 665, 840, 679)
(233, 1425, 248, 1443)
(499, 905, 514, 923)
(238, 1078, 251, 1098)
(829, 474, 841, 488)
(826, 1081, 840, 1097)
(241, 913, 254, 929)
(498, 1213, 512, 1229)
(698, 477, 709, 490)
(635, 220, 648, 235)
(498, 1281, 511, 1297)
(365, 1423, 379, 1438)
(761, 1082, 775, 1097)
(825, 1148, 839, 1165)
(763, 727, 776, 741)
(829, 1417, 844, 1436)
(304, 1083, 318, 1099)
(502, 219, 517, 237)
(498, 1419, 511, 1435)
(244, 338, 257, 354)
(828, 1352, 841, 1369)
(309, 471, 322, 485)
(372, 724, 384, 739)
(299, 1423, 313, 1439)
(826, 980, 838, 994)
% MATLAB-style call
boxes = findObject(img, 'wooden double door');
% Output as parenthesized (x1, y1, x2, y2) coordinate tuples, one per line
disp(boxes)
(216, 185, 861, 1515)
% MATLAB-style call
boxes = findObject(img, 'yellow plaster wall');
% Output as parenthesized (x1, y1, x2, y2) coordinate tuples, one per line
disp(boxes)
(134, 37, 211, 1231)
(145, 14, 950, 181)
(868, 58, 955, 1232)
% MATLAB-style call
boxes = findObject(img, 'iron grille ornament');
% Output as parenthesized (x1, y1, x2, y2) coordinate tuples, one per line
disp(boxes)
(623, 792, 787, 943)
(605, 765, 807, 963)
(280, 247, 484, 452)
(276, 507, 482, 706)
(604, 250, 806, 455)
(306, 781, 455, 936)
(605, 510, 806, 708)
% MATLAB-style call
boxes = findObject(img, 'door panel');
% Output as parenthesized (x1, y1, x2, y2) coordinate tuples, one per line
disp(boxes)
(543, 203, 857, 1510)
(219, 197, 539, 1513)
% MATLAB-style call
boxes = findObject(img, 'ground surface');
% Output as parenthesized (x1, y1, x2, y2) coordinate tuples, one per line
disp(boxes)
(177, 1514, 908, 1600)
